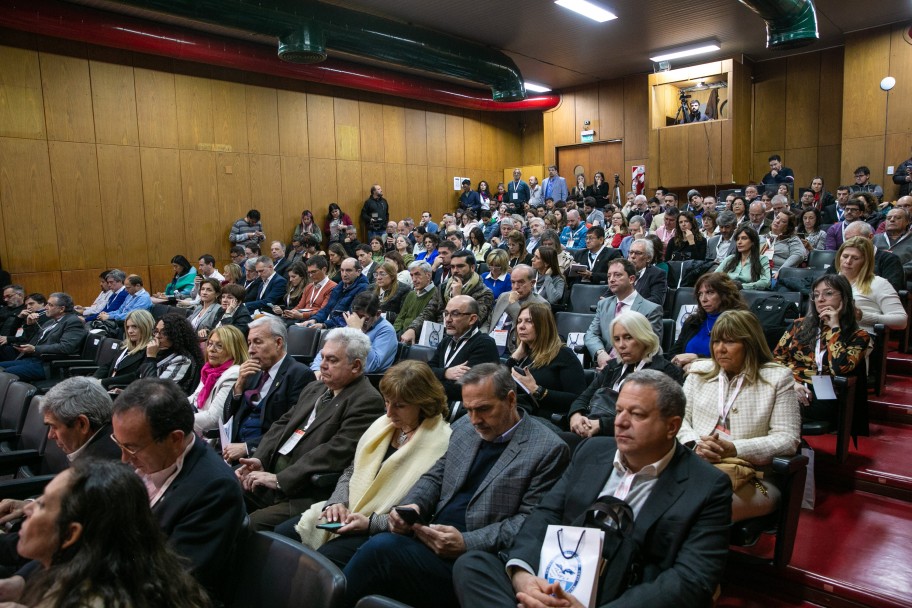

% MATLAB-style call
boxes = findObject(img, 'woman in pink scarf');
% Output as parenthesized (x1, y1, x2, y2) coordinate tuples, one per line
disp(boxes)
(189, 325, 248, 435)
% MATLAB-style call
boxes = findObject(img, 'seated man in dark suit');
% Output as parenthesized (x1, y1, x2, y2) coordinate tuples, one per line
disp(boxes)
(428, 295, 499, 404)
(0, 292, 86, 381)
(242, 258, 261, 299)
(236, 327, 385, 531)
(342, 363, 570, 608)
(568, 226, 621, 288)
(244, 256, 287, 313)
(270, 241, 291, 278)
(222, 316, 315, 463)
(112, 378, 246, 598)
(454, 370, 732, 608)
(0, 376, 121, 574)
(625, 238, 667, 307)
(303, 257, 371, 330)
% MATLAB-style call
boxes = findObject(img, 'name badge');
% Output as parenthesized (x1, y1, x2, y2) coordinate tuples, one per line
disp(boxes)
(713, 424, 733, 442)
(491, 329, 509, 355)
(512, 192, 518, 200)
(278, 429, 305, 455)
(811, 375, 836, 400)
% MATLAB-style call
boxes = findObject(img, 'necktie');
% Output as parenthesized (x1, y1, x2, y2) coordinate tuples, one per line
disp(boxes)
(244, 371, 269, 407)
(615, 301, 625, 317)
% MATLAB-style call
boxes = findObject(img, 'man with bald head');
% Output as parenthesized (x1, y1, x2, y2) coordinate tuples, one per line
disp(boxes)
(747, 202, 771, 235)
(485, 265, 547, 352)
(874, 197, 912, 271)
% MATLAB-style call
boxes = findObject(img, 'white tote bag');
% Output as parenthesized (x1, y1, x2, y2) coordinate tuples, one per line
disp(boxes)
(538, 525, 605, 608)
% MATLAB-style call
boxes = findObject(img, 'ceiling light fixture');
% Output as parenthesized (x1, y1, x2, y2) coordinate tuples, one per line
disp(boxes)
(650, 40, 721, 62)
(525, 82, 553, 93)
(554, 0, 618, 23)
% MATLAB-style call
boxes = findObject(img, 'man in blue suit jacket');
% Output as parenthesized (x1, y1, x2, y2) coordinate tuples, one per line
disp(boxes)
(506, 168, 531, 212)
(84, 269, 128, 322)
(453, 370, 731, 608)
(540, 165, 568, 203)
(303, 257, 370, 329)
(341, 363, 570, 608)
(244, 256, 287, 313)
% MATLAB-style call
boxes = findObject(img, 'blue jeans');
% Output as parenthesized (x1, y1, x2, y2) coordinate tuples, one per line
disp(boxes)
(342, 532, 458, 608)
(0, 357, 46, 381)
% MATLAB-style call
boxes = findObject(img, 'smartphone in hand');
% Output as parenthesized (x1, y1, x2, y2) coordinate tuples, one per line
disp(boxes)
(394, 507, 425, 526)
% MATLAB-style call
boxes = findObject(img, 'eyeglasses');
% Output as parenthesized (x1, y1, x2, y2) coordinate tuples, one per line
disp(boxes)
(442, 310, 471, 319)
(206, 341, 225, 351)
(373, 271, 388, 278)
(110, 433, 153, 457)
(628, 250, 646, 256)
(152, 328, 165, 337)
(812, 290, 838, 300)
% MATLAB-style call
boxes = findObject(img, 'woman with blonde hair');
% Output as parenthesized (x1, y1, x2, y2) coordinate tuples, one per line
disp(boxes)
(679, 310, 799, 522)
(222, 262, 243, 286)
(94, 309, 155, 391)
(835, 236, 907, 335)
(569, 311, 682, 438)
(508, 303, 585, 425)
(189, 324, 248, 434)
(278, 360, 451, 566)
(482, 249, 512, 300)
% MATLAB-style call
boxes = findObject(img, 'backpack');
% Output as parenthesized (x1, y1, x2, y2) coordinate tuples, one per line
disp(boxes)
(750, 295, 800, 349)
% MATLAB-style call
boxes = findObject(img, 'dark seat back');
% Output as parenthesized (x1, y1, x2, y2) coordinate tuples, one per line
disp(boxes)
(670, 287, 696, 322)
(807, 249, 836, 270)
(555, 312, 595, 339)
(568, 283, 604, 313)
(0, 382, 37, 435)
(0, 372, 19, 417)
(96, 338, 124, 368)
(404, 344, 434, 363)
(15, 395, 48, 455)
(229, 531, 346, 608)
(287, 326, 321, 363)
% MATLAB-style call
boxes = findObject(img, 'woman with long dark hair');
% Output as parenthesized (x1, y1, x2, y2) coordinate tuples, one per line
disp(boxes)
(665, 210, 707, 261)
(468, 226, 491, 262)
(774, 274, 869, 427)
(152, 255, 197, 303)
(15, 459, 210, 608)
(293, 209, 323, 246)
(798, 207, 827, 251)
(327, 243, 347, 282)
(325, 203, 354, 245)
(138, 312, 204, 395)
(718, 225, 770, 290)
(761, 210, 807, 280)
(669, 273, 748, 368)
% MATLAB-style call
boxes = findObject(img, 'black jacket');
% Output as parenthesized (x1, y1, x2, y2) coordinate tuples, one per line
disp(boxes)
(428, 330, 500, 402)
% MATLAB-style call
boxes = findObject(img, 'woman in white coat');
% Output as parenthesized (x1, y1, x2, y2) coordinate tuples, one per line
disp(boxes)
(189, 324, 248, 434)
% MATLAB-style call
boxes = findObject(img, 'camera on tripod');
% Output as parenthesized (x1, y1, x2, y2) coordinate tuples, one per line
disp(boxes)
(679, 91, 692, 102)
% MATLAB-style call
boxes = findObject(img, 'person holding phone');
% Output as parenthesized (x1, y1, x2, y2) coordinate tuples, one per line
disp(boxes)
(273, 361, 450, 556)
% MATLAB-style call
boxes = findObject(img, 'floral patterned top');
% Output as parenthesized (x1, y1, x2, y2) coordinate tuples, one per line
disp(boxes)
(773, 319, 870, 385)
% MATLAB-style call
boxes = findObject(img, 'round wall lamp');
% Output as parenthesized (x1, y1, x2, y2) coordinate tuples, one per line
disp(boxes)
(880, 76, 896, 91)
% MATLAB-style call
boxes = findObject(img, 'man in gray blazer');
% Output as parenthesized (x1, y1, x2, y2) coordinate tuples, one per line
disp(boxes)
(585, 258, 663, 369)
(540, 165, 568, 203)
(453, 370, 731, 608)
(342, 363, 570, 608)
(0, 292, 86, 381)
(705, 210, 738, 264)
(485, 265, 547, 352)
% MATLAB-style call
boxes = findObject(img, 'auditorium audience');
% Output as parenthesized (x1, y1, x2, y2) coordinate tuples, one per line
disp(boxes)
(212, 283, 253, 336)
(835, 236, 907, 335)
(94, 309, 155, 391)
(187, 278, 222, 340)
(137, 312, 204, 395)
(718, 225, 771, 290)
(669, 273, 747, 368)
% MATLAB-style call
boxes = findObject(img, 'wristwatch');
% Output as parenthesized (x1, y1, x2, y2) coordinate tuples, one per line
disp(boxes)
(533, 385, 546, 399)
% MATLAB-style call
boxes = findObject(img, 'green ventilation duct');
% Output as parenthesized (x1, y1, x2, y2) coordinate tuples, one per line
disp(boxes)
(736, 0, 819, 49)
(78, 0, 528, 101)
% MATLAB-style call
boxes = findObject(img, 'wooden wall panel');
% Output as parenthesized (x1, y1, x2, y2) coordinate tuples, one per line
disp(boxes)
(249, 155, 285, 242)
(179, 150, 220, 257)
(0, 46, 46, 139)
(384, 164, 409, 214)
(444, 114, 465, 168)
(39, 53, 95, 143)
(140, 148, 185, 262)
(211, 81, 248, 153)
(753, 60, 786, 153)
(480, 116, 500, 172)
(521, 111, 544, 167)
(309, 158, 338, 212)
(383, 106, 407, 165)
(574, 86, 598, 143)
(404, 109, 428, 166)
(359, 102, 385, 163)
(134, 68, 179, 149)
(887, 24, 912, 135)
(425, 113, 447, 167)
(336, 161, 363, 225)
(48, 141, 105, 270)
(598, 79, 624, 141)
(333, 97, 360, 161)
(0, 138, 59, 272)
(277, 90, 309, 157)
(816, 145, 842, 193)
(174, 75, 213, 150)
(246, 86, 279, 156)
(542, 110, 555, 168)
(657, 128, 688, 187)
(784, 147, 818, 189)
(549, 96, 576, 147)
(841, 31, 889, 140)
(96, 145, 147, 266)
(90, 59, 139, 146)
(149, 265, 177, 294)
(841, 136, 884, 188)
(463, 116, 484, 170)
(406, 165, 428, 217)
(785, 53, 820, 150)
(215, 153, 250, 247)
(281, 156, 311, 220)
(623, 75, 648, 161)
(426, 166, 449, 215)
(306, 94, 335, 159)
(63, 269, 116, 308)
(817, 48, 844, 147)
(10, 272, 62, 298)
(686, 121, 722, 186)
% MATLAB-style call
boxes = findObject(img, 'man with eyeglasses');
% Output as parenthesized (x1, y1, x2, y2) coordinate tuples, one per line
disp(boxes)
(848, 165, 883, 202)
(825, 197, 865, 250)
(747, 202, 771, 236)
(303, 258, 370, 330)
(484, 265, 546, 353)
(222, 316, 314, 464)
(569, 226, 621, 287)
(0, 292, 86, 381)
(874, 198, 912, 269)
(625, 238, 667, 307)
(0, 285, 26, 360)
(111, 378, 245, 597)
(428, 295, 499, 403)
(309, 292, 396, 375)
(286, 256, 336, 323)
